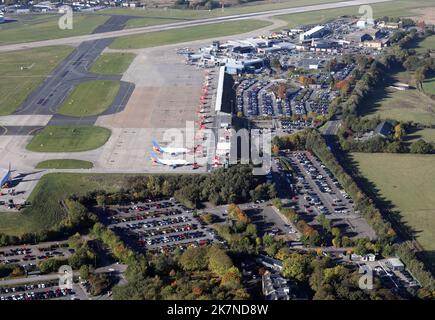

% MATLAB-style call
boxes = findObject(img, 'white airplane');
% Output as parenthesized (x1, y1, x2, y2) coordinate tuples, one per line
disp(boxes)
(152, 140, 190, 156)
(150, 152, 191, 169)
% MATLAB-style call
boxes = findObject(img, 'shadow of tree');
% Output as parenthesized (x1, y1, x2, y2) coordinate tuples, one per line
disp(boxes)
(326, 134, 420, 243)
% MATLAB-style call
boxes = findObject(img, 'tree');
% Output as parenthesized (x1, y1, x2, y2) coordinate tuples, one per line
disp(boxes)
(201, 213, 216, 224)
(317, 214, 331, 232)
(282, 252, 311, 282)
(88, 273, 112, 296)
(276, 84, 287, 99)
(410, 139, 433, 154)
(220, 266, 241, 289)
(393, 123, 405, 141)
(272, 144, 280, 156)
(208, 246, 233, 277)
(270, 58, 281, 72)
(179, 247, 209, 271)
(80, 265, 90, 280)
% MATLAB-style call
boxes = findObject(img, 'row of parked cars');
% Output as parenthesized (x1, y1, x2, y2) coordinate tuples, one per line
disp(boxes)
(137, 230, 207, 247)
(1, 288, 74, 301)
(0, 245, 73, 266)
(0, 281, 57, 295)
(108, 208, 186, 224)
(148, 238, 212, 254)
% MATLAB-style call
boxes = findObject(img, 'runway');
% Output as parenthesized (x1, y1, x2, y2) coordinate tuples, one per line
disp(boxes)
(0, 0, 393, 52)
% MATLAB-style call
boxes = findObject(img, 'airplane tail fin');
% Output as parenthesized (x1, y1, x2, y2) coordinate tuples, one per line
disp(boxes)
(152, 140, 163, 153)
(150, 152, 160, 164)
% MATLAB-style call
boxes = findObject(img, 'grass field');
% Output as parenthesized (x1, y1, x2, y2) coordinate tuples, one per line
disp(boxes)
(275, 0, 435, 28)
(0, 46, 74, 115)
(0, 0, 342, 45)
(0, 173, 134, 235)
(109, 19, 271, 49)
(35, 159, 94, 169)
(26, 125, 111, 152)
(0, 14, 109, 45)
(351, 153, 435, 253)
(57, 80, 120, 117)
(90, 53, 136, 75)
(404, 128, 435, 143)
(360, 71, 435, 126)
(100, 0, 342, 22)
(422, 76, 435, 95)
(415, 35, 435, 54)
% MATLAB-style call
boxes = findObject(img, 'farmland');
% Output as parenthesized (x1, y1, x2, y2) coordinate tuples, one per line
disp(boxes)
(415, 35, 435, 54)
(351, 153, 435, 254)
(360, 71, 435, 126)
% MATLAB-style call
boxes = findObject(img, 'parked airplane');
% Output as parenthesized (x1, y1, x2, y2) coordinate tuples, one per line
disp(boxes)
(150, 152, 191, 169)
(152, 140, 190, 155)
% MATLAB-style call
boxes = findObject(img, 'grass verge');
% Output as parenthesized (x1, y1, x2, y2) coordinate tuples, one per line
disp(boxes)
(26, 125, 111, 152)
(35, 159, 94, 169)
(0, 46, 74, 115)
(57, 80, 120, 117)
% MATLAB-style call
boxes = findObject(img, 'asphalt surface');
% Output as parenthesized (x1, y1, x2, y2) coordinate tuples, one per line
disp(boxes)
(0, 0, 393, 53)
(2, 16, 136, 135)
(101, 199, 215, 252)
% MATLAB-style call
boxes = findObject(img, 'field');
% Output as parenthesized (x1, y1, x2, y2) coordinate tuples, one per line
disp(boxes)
(360, 71, 435, 126)
(415, 35, 435, 54)
(422, 76, 435, 95)
(90, 52, 136, 75)
(351, 153, 435, 254)
(100, 0, 342, 24)
(0, 14, 109, 45)
(0, 0, 343, 44)
(35, 159, 94, 169)
(109, 20, 272, 49)
(26, 125, 111, 152)
(276, 0, 435, 28)
(0, 173, 134, 235)
(57, 80, 121, 117)
(0, 46, 74, 115)
(404, 128, 435, 143)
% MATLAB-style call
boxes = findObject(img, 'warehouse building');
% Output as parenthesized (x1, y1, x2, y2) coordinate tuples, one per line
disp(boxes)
(299, 25, 328, 42)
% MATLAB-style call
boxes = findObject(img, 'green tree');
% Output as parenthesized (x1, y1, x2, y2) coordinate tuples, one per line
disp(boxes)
(179, 247, 209, 271)
(410, 139, 433, 154)
(282, 252, 311, 282)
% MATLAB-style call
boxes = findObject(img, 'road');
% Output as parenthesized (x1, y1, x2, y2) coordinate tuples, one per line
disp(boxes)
(0, 0, 392, 52)
(322, 120, 341, 136)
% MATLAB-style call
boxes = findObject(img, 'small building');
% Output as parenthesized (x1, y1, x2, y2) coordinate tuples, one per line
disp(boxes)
(16, 8, 30, 14)
(297, 58, 324, 70)
(380, 21, 401, 29)
(262, 271, 292, 300)
(374, 121, 393, 138)
(363, 40, 382, 50)
(386, 258, 405, 271)
(257, 254, 283, 272)
(362, 253, 377, 262)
